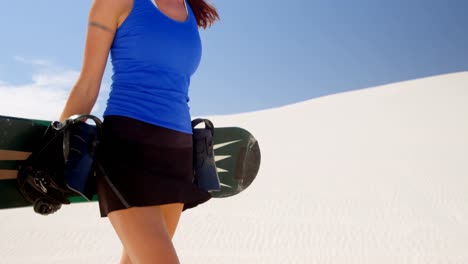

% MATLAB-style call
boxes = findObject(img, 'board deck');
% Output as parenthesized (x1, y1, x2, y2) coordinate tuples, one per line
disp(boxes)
(0, 115, 261, 210)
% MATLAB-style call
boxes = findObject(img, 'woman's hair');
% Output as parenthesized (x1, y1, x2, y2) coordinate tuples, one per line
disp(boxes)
(187, 0, 220, 29)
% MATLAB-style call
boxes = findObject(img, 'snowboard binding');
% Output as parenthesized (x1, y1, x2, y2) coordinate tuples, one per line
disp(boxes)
(16, 114, 102, 215)
(33, 198, 62, 215)
(192, 118, 221, 192)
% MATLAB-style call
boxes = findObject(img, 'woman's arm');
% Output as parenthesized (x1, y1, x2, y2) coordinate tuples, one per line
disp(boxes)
(59, 0, 129, 122)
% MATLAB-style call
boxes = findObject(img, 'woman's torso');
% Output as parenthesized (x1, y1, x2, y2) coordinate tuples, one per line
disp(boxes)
(104, 0, 202, 134)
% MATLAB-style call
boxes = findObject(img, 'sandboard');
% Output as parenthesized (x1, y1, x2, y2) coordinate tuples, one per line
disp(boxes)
(0, 115, 261, 210)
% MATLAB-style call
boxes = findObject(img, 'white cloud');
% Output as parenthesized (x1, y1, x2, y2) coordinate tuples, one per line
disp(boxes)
(0, 58, 109, 121)
(0, 72, 75, 120)
(14, 56, 53, 67)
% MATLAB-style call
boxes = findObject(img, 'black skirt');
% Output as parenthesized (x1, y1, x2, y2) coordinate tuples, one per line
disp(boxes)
(95, 115, 211, 217)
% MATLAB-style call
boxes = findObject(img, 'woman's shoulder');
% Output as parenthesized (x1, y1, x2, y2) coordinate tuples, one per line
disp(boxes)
(91, 0, 133, 27)
(91, 0, 132, 17)
(93, 0, 132, 9)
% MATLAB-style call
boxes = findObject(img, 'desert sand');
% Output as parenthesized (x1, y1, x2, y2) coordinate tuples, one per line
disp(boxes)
(0, 71, 467, 263)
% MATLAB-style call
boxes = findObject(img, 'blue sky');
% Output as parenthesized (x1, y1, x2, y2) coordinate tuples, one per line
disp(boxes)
(0, 0, 467, 119)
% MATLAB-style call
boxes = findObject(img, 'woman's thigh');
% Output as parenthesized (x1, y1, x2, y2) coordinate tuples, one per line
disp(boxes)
(160, 203, 184, 239)
(108, 203, 184, 264)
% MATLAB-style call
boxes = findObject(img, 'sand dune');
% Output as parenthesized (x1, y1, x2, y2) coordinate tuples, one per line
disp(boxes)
(1, 71, 467, 263)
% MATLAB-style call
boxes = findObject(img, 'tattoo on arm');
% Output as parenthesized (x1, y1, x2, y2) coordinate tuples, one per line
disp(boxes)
(89, 21, 114, 33)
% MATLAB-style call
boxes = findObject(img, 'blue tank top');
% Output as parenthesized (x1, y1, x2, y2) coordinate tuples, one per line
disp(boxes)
(103, 0, 202, 134)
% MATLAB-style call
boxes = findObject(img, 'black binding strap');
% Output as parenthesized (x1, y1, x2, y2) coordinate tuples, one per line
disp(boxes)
(191, 118, 214, 136)
(61, 114, 103, 161)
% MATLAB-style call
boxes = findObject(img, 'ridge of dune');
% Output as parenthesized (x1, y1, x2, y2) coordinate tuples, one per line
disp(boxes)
(182, 71, 468, 263)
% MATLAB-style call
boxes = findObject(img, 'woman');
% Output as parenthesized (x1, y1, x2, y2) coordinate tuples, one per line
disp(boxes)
(58, 0, 219, 263)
